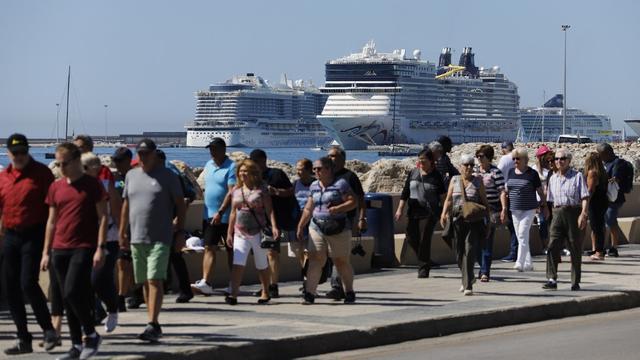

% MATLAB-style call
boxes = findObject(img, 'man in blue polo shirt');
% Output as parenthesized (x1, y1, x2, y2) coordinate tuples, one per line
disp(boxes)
(191, 138, 236, 295)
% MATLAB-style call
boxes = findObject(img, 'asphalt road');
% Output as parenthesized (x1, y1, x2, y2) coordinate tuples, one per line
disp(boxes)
(304, 308, 640, 360)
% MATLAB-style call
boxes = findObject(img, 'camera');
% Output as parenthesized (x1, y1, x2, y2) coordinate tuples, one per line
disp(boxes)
(351, 243, 366, 257)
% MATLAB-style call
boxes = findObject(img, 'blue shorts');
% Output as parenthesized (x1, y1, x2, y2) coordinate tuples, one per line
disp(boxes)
(605, 203, 622, 228)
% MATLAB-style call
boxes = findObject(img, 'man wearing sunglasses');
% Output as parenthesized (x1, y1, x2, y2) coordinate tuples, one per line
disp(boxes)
(543, 149, 589, 291)
(0, 134, 59, 355)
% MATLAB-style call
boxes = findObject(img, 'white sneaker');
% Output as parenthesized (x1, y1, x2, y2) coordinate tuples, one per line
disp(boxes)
(524, 265, 534, 272)
(562, 249, 571, 256)
(459, 285, 465, 292)
(513, 264, 523, 272)
(104, 313, 118, 333)
(464, 289, 473, 296)
(191, 279, 215, 296)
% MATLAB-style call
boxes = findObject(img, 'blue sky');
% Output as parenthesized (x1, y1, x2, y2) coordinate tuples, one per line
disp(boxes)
(1, 0, 639, 137)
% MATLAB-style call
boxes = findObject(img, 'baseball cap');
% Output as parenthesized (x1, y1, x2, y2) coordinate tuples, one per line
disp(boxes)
(136, 138, 157, 153)
(111, 147, 132, 162)
(535, 144, 552, 158)
(205, 137, 226, 149)
(185, 236, 205, 252)
(6, 133, 29, 153)
(501, 141, 513, 149)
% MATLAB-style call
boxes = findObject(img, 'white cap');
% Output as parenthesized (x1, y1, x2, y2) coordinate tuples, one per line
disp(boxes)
(185, 236, 205, 251)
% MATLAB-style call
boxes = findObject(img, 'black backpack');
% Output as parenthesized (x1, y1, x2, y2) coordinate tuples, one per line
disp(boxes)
(614, 158, 634, 194)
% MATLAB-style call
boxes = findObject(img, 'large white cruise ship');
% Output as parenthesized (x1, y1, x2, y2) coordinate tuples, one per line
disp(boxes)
(521, 94, 614, 142)
(185, 73, 329, 147)
(625, 119, 640, 137)
(317, 41, 520, 150)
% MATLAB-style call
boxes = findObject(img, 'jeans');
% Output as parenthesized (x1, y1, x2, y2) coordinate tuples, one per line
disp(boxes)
(52, 248, 97, 345)
(477, 221, 496, 277)
(3, 226, 54, 340)
(511, 209, 536, 269)
(92, 241, 119, 314)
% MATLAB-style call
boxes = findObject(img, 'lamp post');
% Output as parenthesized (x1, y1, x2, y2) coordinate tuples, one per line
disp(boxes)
(104, 104, 109, 143)
(562, 24, 570, 135)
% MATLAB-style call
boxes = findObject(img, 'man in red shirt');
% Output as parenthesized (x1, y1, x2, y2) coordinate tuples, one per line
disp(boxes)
(0, 134, 59, 355)
(40, 142, 109, 360)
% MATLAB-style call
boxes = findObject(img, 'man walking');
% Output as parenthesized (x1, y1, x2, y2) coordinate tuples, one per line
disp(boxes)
(249, 149, 296, 298)
(41, 142, 109, 359)
(0, 134, 58, 355)
(119, 139, 186, 342)
(497, 141, 518, 262)
(326, 146, 367, 300)
(191, 138, 236, 296)
(543, 149, 589, 291)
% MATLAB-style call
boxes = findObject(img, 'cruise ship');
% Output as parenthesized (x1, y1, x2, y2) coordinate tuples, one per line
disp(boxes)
(185, 73, 329, 147)
(520, 94, 614, 143)
(317, 41, 520, 150)
(625, 119, 640, 137)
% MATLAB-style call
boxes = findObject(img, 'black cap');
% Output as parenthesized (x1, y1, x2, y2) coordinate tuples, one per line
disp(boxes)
(249, 149, 267, 161)
(6, 133, 29, 153)
(436, 135, 453, 153)
(112, 147, 132, 162)
(136, 138, 157, 153)
(205, 137, 226, 149)
(501, 141, 513, 149)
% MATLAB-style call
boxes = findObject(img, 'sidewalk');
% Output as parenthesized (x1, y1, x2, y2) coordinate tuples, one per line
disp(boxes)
(2, 245, 640, 360)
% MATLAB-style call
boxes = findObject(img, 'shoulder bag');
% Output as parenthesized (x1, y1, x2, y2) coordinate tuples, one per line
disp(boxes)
(458, 176, 488, 222)
(241, 188, 280, 249)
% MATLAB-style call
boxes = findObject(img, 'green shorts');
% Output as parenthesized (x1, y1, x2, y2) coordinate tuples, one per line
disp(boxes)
(131, 242, 171, 284)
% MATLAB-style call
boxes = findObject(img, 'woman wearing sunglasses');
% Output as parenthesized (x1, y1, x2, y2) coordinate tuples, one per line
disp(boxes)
(501, 148, 549, 272)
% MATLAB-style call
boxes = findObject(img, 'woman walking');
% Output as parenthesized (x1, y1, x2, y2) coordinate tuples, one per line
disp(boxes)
(296, 157, 357, 304)
(473, 145, 506, 282)
(395, 148, 446, 278)
(440, 154, 491, 295)
(225, 159, 279, 305)
(584, 152, 609, 260)
(501, 148, 548, 272)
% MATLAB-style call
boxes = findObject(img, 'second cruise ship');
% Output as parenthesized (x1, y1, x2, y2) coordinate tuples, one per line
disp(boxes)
(186, 73, 329, 147)
(317, 41, 520, 150)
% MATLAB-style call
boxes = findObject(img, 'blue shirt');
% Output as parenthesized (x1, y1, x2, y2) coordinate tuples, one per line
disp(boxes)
(309, 178, 352, 221)
(203, 157, 236, 222)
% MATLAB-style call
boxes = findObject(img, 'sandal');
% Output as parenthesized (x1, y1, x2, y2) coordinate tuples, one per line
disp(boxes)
(480, 275, 490, 282)
(590, 253, 604, 261)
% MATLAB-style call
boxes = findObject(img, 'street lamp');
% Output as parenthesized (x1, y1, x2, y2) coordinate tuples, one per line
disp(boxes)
(562, 24, 570, 135)
(104, 104, 109, 143)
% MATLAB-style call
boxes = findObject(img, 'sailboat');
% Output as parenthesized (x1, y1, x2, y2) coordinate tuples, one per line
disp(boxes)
(45, 66, 72, 159)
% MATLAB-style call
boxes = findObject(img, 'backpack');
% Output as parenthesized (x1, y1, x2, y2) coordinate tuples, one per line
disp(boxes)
(613, 158, 634, 194)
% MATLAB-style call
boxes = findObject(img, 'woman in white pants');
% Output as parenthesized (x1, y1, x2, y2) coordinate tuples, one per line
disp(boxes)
(226, 159, 279, 305)
(501, 148, 549, 272)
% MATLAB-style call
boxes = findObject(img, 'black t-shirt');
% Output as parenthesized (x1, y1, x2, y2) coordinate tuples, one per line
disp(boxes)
(263, 168, 296, 230)
(334, 167, 364, 221)
(401, 168, 446, 218)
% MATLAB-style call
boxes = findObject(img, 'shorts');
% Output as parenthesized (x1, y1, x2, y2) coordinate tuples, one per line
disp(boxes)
(131, 242, 171, 284)
(203, 220, 229, 248)
(308, 226, 351, 259)
(232, 231, 269, 270)
(605, 202, 622, 228)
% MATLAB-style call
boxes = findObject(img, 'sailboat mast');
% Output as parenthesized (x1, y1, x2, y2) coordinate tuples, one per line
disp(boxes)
(64, 66, 71, 141)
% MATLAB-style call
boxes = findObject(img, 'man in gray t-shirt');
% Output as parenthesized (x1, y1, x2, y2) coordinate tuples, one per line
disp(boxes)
(119, 139, 186, 342)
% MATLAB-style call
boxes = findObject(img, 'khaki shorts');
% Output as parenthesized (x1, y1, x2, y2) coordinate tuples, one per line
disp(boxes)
(308, 226, 351, 258)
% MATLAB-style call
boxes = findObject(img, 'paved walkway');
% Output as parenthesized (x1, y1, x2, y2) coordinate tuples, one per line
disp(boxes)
(1, 245, 639, 359)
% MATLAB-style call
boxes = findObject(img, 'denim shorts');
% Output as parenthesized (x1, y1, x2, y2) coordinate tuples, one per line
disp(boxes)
(605, 202, 622, 228)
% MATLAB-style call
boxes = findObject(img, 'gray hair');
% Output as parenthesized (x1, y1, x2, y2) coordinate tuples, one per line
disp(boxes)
(556, 148, 572, 160)
(596, 142, 614, 155)
(428, 141, 443, 153)
(81, 152, 101, 170)
(511, 148, 529, 163)
(460, 153, 475, 165)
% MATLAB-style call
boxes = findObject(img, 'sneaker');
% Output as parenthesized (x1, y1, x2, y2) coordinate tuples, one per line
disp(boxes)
(79, 333, 101, 359)
(56, 346, 82, 360)
(190, 279, 215, 296)
(176, 292, 194, 303)
(301, 292, 315, 305)
(137, 323, 162, 343)
(94, 306, 107, 326)
(571, 284, 581, 291)
(104, 313, 118, 333)
(513, 264, 523, 272)
(4, 338, 32, 355)
(562, 249, 571, 256)
(117, 295, 127, 313)
(325, 287, 345, 301)
(344, 291, 356, 304)
(524, 265, 534, 272)
(501, 255, 516, 262)
(44, 329, 61, 351)
(463, 289, 473, 296)
(417, 265, 430, 278)
(126, 296, 144, 309)
(459, 285, 465, 293)
(607, 247, 619, 257)
(542, 281, 557, 290)
(268, 284, 279, 298)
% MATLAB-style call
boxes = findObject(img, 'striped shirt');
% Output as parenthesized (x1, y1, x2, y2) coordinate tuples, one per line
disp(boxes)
(547, 169, 589, 207)
(474, 164, 505, 212)
(506, 167, 542, 211)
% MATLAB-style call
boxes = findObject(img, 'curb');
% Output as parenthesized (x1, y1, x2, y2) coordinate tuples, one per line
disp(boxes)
(115, 291, 640, 360)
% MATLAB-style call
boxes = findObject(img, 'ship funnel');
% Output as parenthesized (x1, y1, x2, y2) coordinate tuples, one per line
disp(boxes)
(439, 47, 452, 67)
(458, 47, 479, 77)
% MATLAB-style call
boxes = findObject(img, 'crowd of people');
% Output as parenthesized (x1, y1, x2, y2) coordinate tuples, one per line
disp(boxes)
(0, 133, 634, 358)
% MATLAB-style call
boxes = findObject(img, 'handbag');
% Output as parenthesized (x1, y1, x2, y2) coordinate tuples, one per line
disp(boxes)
(241, 188, 280, 249)
(607, 181, 619, 203)
(312, 217, 347, 236)
(458, 176, 488, 222)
